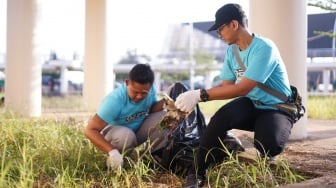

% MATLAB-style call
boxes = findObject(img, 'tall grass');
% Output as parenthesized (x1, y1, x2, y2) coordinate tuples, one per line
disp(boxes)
(42, 95, 88, 113)
(0, 113, 307, 187)
(1, 94, 331, 187)
(307, 95, 336, 119)
(205, 154, 307, 188)
(0, 116, 179, 187)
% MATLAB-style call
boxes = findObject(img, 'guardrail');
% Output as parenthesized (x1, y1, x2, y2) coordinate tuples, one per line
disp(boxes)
(1, 58, 336, 72)
(307, 48, 336, 58)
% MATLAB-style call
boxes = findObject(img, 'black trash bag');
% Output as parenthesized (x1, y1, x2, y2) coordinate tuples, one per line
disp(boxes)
(151, 82, 206, 175)
(151, 82, 245, 176)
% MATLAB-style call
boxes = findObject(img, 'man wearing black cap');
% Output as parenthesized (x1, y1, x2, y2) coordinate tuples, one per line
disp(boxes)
(174, 3, 294, 187)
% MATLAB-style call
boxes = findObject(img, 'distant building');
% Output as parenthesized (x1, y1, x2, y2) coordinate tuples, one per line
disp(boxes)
(306, 13, 336, 91)
(160, 23, 227, 63)
(308, 13, 336, 53)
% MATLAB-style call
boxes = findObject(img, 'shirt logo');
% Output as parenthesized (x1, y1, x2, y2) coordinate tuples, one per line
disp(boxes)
(125, 110, 148, 123)
(234, 69, 245, 82)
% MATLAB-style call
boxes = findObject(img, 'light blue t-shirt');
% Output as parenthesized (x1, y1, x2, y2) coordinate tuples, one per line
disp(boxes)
(97, 83, 157, 131)
(220, 34, 291, 109)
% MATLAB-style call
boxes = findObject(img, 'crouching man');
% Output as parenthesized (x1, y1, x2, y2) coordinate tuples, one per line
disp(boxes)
(84, 64, 166, 170)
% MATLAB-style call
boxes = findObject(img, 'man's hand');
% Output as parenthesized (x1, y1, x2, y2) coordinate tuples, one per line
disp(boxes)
(106, 149, 123, 170)
(161, 93, 176, 111)
(175, 89, 201, 112)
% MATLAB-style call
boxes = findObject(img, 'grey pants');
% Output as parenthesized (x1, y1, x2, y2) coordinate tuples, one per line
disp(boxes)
(101, 111, 167, 152)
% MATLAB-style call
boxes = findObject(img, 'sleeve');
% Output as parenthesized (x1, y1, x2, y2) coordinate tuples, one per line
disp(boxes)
(97, 92, 122, 124)
(244, 45, 278, 83)
(219, 46, 237, 81)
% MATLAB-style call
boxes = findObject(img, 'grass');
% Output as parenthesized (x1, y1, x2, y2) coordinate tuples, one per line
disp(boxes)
(0, 115, 306, 187)
(306, 95, 336, 119)
(0, 116, 176, 187)
(206, 156, 305, 188)
(0, 94, 334, 187)
(42, 95, 88, 113)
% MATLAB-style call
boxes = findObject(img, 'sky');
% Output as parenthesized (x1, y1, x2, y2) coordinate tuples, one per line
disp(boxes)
(0, 0, 329, 61)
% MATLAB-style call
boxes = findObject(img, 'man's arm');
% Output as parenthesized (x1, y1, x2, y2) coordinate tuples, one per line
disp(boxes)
(206, 78, 258, 100)
(149, 99, 165, 113)
(174, 78, 258, 112)
(84, 114, 115, 153)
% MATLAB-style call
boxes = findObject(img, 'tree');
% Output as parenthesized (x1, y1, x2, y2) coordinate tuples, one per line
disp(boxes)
(118, 49, 151, 64)
(193, 49, 216, 75)
(308, 0, 336, 37)
(308, 0, 336, 11)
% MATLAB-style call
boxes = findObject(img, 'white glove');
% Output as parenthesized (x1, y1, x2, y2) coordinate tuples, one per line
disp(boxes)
(106, 149, 123, 170)
(175, 89, 201, 112)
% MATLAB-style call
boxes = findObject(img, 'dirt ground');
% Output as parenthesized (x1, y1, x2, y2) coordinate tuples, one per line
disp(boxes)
(282, 119, 336, 188)
(232, 119, 336, 188)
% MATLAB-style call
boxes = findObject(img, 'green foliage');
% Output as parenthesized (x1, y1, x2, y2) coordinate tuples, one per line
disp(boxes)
(1, 95, 333, 187)
(199, 100, 228, 115)
(42, 95, 87, 112)
(0, 116, 171, 187)
(313, 31, 336, 38)
(308, 0, 336, 38)
(204, 141, 306, 187)
(0, 113, 309, 187)
(194, 50, 216, 75)
(159, 50, 215, 85)
(307, 95, 336, 119)
(308, 0, 336, 11)
(161, 72, 190, 84)
(207, 158, 305, 188)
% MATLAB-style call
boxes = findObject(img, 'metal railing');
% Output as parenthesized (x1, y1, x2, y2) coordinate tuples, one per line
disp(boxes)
(1, 51, 336, 94)
(308, 48, 336, 58)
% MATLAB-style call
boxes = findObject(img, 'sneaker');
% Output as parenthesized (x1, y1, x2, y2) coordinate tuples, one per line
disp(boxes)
(224, 132, 245, 153)
(184, 173, 205, 188)
(258, 152, 277, 162)
(267, 155, 277, 162)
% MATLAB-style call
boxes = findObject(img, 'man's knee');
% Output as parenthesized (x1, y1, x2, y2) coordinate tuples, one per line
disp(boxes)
(136, 111, 166, 144)
(103, 126, 137, 151)
(254, 139, 284, 157)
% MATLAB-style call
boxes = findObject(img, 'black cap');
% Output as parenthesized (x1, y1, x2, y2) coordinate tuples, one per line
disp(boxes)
(208, 3, 246, 31)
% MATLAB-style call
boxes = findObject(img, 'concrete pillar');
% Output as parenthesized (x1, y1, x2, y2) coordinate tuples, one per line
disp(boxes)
(154, 71, 161, 92)
(204, 71, 212, 89)
(322, 69, 330, 93)
(250, 0, 307, 139)
(59, 66, 68, 96)
(83, 0, 113, 111)
(5, 0, 41, 117)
